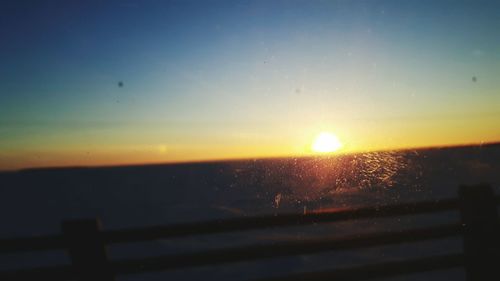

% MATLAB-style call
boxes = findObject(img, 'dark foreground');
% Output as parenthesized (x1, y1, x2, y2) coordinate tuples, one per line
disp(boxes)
(1, 144, 500, 280)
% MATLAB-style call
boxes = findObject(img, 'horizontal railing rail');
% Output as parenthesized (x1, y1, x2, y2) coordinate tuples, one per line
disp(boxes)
(110, 223, 462, 275)
(253, 253, 465, 281)
(0, 184, 499, 281)
(102, 197, 461, 244)
(0, 265, 73, 281)
(0, 234, 65, 253)
(0, 197, 463, 253)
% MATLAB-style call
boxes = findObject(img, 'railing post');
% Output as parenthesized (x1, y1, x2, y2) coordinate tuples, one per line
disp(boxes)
(458, 184, 500, 281)
(62, 219, 114, 281)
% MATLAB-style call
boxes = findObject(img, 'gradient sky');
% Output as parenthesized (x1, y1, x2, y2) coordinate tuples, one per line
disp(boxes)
(1, 0, 499, 170)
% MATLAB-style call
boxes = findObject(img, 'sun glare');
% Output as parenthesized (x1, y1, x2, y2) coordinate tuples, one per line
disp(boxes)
(312, 132, 343, 153)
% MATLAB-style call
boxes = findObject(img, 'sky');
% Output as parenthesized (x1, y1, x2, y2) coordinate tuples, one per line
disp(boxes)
(1, 0, 499, 170)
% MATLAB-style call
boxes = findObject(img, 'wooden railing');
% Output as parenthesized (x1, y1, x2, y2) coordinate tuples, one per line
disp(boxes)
(1, 184, 499, 281)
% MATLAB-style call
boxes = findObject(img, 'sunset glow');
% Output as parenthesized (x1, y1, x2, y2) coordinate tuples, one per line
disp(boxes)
(1, 1, 499, 171)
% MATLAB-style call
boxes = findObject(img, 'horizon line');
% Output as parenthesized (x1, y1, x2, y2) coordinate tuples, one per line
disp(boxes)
(2, 140, 499, 174)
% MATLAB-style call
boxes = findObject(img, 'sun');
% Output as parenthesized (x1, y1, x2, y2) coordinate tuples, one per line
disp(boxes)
(312, 132, 343, 153)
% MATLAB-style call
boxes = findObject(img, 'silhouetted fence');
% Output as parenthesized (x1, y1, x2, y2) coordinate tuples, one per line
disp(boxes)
(1, 184, 499, 281)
